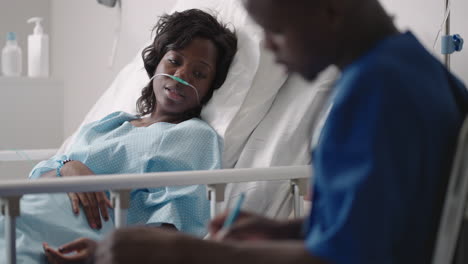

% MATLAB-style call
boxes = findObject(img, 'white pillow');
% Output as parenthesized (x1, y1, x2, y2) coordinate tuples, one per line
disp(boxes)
(225, 67, 341, 218)
(59, 0, 288, 169)
(171, 0, 287, 168)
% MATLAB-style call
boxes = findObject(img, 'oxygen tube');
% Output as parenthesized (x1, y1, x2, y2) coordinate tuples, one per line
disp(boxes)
(150, 73, 200, 104)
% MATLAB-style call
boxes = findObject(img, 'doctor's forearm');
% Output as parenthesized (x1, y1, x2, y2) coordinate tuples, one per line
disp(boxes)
(179, 237, 326, 264)
(96, 227, 326, 264)
(230, 241, 327, 264)
(280, 218, 307, 239)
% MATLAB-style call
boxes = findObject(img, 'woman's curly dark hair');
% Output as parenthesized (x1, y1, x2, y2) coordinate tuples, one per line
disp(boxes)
(136, 9, 238, 117)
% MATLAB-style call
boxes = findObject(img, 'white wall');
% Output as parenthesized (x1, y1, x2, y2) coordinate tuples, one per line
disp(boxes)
(450, 0, 468, 84)
(50, 0, 468, 138)
(380, 0, 468, 83)
(2, 0, 467, 140)
(0, 0, 62, 150)
(0, 0, 57, 178)
(51, 0, 176, 137)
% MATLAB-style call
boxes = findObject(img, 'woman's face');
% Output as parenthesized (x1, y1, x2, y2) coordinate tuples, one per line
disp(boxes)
(152, 37, 218, 115)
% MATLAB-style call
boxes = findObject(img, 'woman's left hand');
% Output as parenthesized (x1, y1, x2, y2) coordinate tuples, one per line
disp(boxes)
(43, 238, 97, 264)
(61, 161, 113, 229)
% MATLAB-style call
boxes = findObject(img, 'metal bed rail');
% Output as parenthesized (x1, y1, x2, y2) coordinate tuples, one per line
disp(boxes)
(0, 165, 311, 264)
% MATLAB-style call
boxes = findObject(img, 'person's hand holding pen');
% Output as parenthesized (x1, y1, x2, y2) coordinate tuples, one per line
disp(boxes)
(209, 193, 304, 241)
(210, 193, 246, 241)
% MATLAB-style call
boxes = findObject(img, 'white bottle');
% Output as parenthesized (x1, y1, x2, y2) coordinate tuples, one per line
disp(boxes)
(1, 32, 22, 77)
(27, 17, 49, 78)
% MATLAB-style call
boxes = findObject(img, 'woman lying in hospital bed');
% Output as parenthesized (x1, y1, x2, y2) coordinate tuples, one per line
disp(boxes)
(0, 9, 236, 264)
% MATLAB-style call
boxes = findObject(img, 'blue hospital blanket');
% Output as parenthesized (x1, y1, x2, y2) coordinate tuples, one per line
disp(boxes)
(0, 111, 222, 263)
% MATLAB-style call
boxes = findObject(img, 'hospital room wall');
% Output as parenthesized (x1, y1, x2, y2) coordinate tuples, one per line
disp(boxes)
(50, 0, 176, 137)
(380, 0, 468, 83)
(49, 0, 468, 139)
(0, 0, 53, 179)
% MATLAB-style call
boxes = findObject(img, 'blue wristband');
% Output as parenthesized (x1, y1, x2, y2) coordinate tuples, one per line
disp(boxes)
(56, 159, 72, 177)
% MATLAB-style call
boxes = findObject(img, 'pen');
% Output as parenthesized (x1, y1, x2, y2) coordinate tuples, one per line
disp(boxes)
(215, 192, 246, 240)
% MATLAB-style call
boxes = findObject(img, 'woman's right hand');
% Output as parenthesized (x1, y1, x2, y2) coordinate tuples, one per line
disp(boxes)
(43, 238, 97, 264)
(60, 161, 113, 230)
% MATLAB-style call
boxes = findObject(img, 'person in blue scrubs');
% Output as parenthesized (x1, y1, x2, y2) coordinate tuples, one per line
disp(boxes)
(93, 1, 468, 264)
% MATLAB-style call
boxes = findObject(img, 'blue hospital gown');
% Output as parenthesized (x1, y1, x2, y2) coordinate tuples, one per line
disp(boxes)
(0, 111, 222, 263)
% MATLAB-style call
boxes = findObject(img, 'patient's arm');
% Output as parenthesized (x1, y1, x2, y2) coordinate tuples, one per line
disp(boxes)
(39, 161, 113, 230)
(94, 227, 327, 264)
(209, 210, 305, 240)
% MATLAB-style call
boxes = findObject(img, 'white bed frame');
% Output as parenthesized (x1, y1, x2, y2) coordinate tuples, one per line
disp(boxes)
(0, 149, 310, 264)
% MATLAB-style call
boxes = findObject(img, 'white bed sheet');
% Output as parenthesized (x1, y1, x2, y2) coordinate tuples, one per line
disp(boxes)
(225, 67, 340, 218)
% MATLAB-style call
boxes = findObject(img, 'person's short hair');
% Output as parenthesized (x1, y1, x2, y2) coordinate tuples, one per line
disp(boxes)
(137, 9, 238, 117)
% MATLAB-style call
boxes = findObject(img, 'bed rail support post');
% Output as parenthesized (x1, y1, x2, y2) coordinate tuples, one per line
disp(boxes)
(110, 190, 131, 228)
(207, 184, 226, 219)
(291, 179, 308, 218)
(1, 196, 21, 264)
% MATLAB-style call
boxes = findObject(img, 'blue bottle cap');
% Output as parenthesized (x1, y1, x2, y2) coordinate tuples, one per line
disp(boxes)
(6, 32, 16, 41)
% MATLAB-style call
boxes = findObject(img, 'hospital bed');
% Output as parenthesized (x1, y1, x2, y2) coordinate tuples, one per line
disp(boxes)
(0, 0, 337, 263)
(1, 1, 465, 264)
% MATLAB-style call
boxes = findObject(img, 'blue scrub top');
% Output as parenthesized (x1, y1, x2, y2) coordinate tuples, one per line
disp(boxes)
(305, 32, 468, 264)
